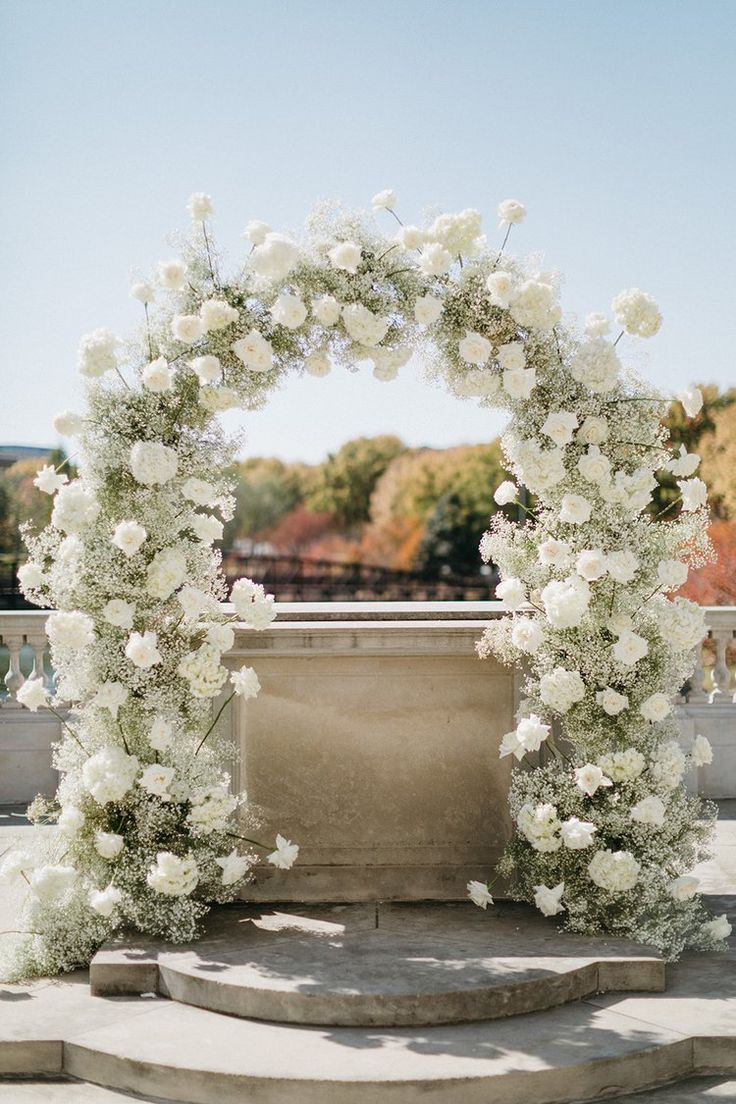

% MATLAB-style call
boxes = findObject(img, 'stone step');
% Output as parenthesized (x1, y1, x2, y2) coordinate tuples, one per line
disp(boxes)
(0, 1078, 174, 1101)
(90, 902, 665, 1027)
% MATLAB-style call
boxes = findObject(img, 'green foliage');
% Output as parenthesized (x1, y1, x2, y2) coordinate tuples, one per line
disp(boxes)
(223, 457, 304, 543)
(305, 435, 406, 529)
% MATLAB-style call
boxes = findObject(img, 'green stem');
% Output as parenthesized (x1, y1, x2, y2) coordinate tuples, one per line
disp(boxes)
(202, 222, 218, 287)
(46, 705, 88, 755)
(387, 208, 403, 228)
(144, 303, 154, 361)
(226, 830, 271, 850)
(613, 329, 625, 346)
(195, 691, 235, 755)
(114, 365, 131, 390)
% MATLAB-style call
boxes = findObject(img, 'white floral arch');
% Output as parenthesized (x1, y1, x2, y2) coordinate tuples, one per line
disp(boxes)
(5, 189, 729, 978)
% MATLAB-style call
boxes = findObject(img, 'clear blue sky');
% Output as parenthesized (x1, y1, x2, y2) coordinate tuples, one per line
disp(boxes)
(1, 0, 734, 463)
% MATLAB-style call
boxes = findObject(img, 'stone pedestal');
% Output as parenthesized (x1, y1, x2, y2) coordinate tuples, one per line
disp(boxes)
(227, 602, 515, 902)
(0, 705, 59, 804)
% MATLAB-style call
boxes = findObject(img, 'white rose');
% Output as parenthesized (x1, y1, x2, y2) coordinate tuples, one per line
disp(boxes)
(541, 575, 590, 628)
(486, 272, 516, 309)
(496, 577, 525, 610)
(18, 562, 45, 590)
(171, 314, 204, 344)
(667, 875, 699, 901)
(606, 550, 639, 584)
(576, 550, 607, 582)
(538, 538, 571, 569)
(200, 298, 239, 331)
(341, 304, 389, 348)
(140, 764, 176, 801)
(89, 885, 123, 917)
(157, 259, 187, 290)
(467, 880, 494, 909)
(77, 328, 118, 379)
(270, 292, 307, 329)
(147, 852, 198, 897)
(639, 692, 671, 723)
(539, 667, 585, 714)
(503, 366, 536, 400)
(657, 559, 688, 589)
(17, 678, 50, 713)
(53, 410, 85, 436)
(251, 233, 299, 281)
(418, 242, 453, 276)
(125, 630, 162, 669)
(396, 225, 424, 250)
(182, 477, 218, 506)
(678, 477, 707, 512)
(588, 849, 640, 892)
(328, 240, 362, 273)
(232, 329, 274, 372)
(142, 357, 174, 392)
(630, 795, 666, 827)
(574, 764, 612, 797)
(516, 714, 550, 754)
(216, 849, 252, 886)
(495, 342, 526, 371)
(598, 749, 644, 782)
(189, 355, 222, 384)
(541, 411, 578, 447)
(414, 294, 443, 326)
(187, 192, 213, 221)
(497, 198, 526, 226)
(612, 630, 649, 666)
(533, 882, 565, 917)
(459, 332, 492, 366)
(102, 599, 135, 630)
(493, 480, 518, 506)
(577, 445, 611, 484)
(584, 312, 610, 337)
(371, 188, 397, 210)
(561, 817, 597, 849)
(243, 219, 271, 245)
(510, 617, 544, 654)
(129, 441, 178, 486)
(111, 520, 147, 557)
(559, 495, 592, 525)
(312, 295, 342, 326)
(596, 688, 629, 716)
(304, 350, 331, 377)
(230, 665, 261, 699)
(130, 281, 154, 305)
(192, 513, 224, 543)
(95, 831, 124, 859)
(569, 338, 620, 394)
(612, 288, 662, 338)
(267, 834, 299, 870)
(577, 415, 609, 445)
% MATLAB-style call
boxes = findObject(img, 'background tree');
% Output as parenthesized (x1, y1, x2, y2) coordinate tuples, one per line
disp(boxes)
(223, 457, 305, 546)
(305, 435, 406, 530)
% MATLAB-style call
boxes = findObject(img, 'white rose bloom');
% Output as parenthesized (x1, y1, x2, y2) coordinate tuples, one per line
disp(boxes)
(418, 242, 453, 276)
(0, 851, 34, 883)
(77, 328, 118, 378)
(577, 415, 609, 445)
(148, 717, 175, 752)
(51, 481, 98, 535)
(157, 259, 188, 290)
(216, 849, 252, 886)
(509, 279, 560, 330)
(58, 805, 84, 836)
(654, 596, 705, 651)
(267, 834, 300, 869)
(596, 688, 629, 716)
(486, 272, 516, 309)
(92, 681, 129, 720)
(598, 749, 645, 782)
(700, 914, 732, 941)
(171, 314, 204, 345)
(569, 338, 620, 394)
(328, 240, 362, 273)
(53, 409, 85, 436)
(533, 882, 565, 917)
(82, 746, 139, 804)
(576, 550, 607, 583)
(177, 585, 218, 621)
(243, 219, 271, 245)
(34, 465, 68, 495)
(678, 387, 703, 418)
(304, 351, 331, 377)
(89, 885, 123, 917)
(517, 802, 561, 852)
(312, 295, 342, 326)
(467, 880, 494, 909)
(668, 445, 700, 478)
(102, 599, 135, 630)
(584, 312, 610, 337)
(140, 763, 176, 801)
(606, 550, 639, 585)
(612, 288, 662, 338)
(251, 232, 299, 281)
(608, 611, 633, 636)
(187, 786, 237, 835)
(494, 480, 518, 506)
(188, 355, 221, 385)
(497, 198, 526, 226)
(231, 578, 277, 629)
(561, 817, 597, 850)
(631, 795, 667, 827)
(232, 329, 275, 372)
(612, 630, 649, 666)
(577, 445, 611, 485)
(371, 188, 397, 210)
(667, 875, 699, 901)
(95, 831, 124, 859)
(692, 734, 713, 767)
(511, 617, 544, 654)
(459, 332, 492, 366)
(200, 298, 239, 332)
(147, 852, 198, 897)
(516, 714, 550, 754)
(541, 575, 591, 629)
(129, 441, 178, 486)
(29, 864, 77, 903)
(130, 281, 154, 305)
(639, 692, 671, 723)
(559, 495, 592, 525)
(396, 224, 424, 250)
(187, 192, 213, 221)
(111, 520, 147, 557)
(538, 537, 571, 569)
(508, 439, 565, 494)
(541, 411, 578, 447)
(270, 292, 308, 330)
(427, 209, 483, 256)
(125, 630, 162, 669)
(341, 304, 389, 348)
(16, 676, 49, 713)
(182, 477, 218, 506)
(655, 559, 688, 590)
(588, 849, 640, 892)
(496, 577, 526, 611)
(499, 728, 524, 760)
(192, 513, 224, 543)
(230, 665, 261, 699)
(18, 562, 45, 590)
(146, 547, 187, 599)
(496, 342, 526, 370)
(204, 622, 235, 653)
(539, 667, 585, 714)
(141, 356, 174, 393)
(503, 366, 536, 400)
(678, 477, 707, 512)
(47, 610, 95, 653)
(575, 764, 613, 797)
(414, 294, 443, 326)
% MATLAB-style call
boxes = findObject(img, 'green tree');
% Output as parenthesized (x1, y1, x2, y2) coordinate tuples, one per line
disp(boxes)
(414, 491, 486, 577)
(306, 435, 406, 530)
(224, 458, 305, 545)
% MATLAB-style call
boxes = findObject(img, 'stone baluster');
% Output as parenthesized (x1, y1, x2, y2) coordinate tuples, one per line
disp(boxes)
(1, 631, 26, 706)
(688, 638, 708, 703)
(710, 627, 734, 703)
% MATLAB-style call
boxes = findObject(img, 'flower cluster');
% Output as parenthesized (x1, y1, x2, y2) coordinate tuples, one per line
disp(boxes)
(9, 187, 726, 974)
